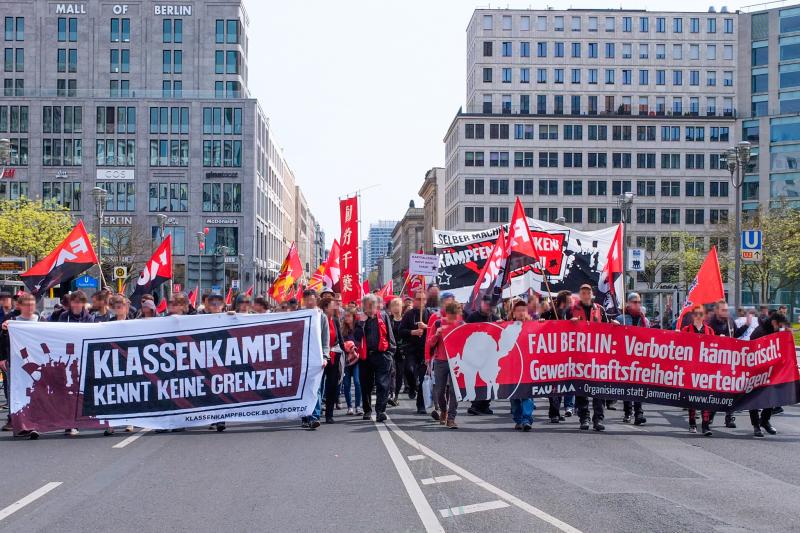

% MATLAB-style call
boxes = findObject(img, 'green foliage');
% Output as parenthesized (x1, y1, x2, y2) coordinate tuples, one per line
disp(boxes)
(0, 198, 74, 260)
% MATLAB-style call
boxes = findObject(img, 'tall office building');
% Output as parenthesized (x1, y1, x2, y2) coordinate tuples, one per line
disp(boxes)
(444, 8, 739, 296)
(0, 0, 320, 296)
(363, 220, 397, 276)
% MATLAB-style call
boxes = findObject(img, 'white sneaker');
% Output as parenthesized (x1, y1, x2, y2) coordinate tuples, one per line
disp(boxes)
(65, 428, 79, 436)
(125, 425, 134, 432)
(346, 407, 354, 415)
(355, 407, 363, 415)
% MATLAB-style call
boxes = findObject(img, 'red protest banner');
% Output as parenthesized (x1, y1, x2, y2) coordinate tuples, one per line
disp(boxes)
(442, 320, 799, 411)
(339, 196, 360, 305)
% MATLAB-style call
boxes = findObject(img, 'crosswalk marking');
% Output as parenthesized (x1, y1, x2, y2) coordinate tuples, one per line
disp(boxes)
(439, 500, 510, 518)
(421, 474, 461, 485)
(408, 454, 426, 461)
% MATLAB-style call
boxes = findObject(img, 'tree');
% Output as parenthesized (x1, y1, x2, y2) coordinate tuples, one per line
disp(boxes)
(739, 204, 800, 304)
(99, 223, 157, 291)
(0, 199, 74, 260)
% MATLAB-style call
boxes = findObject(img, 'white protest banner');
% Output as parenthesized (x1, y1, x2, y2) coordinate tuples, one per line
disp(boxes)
(9, 310, 324, 432)
(409, 253, 439, 277)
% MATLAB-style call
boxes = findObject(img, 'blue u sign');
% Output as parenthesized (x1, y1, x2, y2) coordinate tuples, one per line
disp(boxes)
(741, 230, 762, 251)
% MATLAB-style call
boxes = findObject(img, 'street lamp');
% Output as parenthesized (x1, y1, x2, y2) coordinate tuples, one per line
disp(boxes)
(617, 192, 636, 294)
(219, 245, 230, 294)
(156, 213, 168, 241)
(196, 231, 206, 299)
(90, 186, 109, 288)
(726, 141, 752, 309)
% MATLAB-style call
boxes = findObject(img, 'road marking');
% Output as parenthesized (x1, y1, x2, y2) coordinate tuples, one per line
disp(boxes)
(440, 500, 510, 518)
(0, 482, 62, 522)
(374, 421, 444, 533)
(385, 418, 583, 533)
(408, 454, 426, 461)
(421, 474, 462, 485)
(112, 428, 150, 449)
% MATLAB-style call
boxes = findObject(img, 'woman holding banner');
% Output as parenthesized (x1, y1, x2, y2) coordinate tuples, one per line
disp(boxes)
(681, 305, 717, 436)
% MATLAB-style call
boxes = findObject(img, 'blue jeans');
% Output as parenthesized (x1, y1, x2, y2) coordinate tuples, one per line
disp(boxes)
(510, 398, 534, 425)
(342, 362, 361, 408)
(563, 394, 575, 410)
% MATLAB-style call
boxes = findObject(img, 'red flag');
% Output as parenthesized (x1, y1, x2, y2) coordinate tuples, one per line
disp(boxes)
(322, 239, 341, 292)
(675, 245, 725, 330)
(245, 285, 254, 297)
(20, 220, 98, 297)
(506, 198, 538, 273)
(225, 287, 233, 306)
(268, 242, 304, 303)
(131, 235, 173, 308)
(187, 286, 198, 307)
(307, 262, 326, 292)
(378, 280, 394, 299)
(466, 228, 510, 313)
(156, 298, 167, 314)
(361, 279, 370, 297)
(339, 197, 360, 305)
(597, 223, 624, 314)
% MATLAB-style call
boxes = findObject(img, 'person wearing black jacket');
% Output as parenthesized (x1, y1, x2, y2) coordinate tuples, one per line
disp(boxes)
(58, 291, 95, 323)
(354, 294, 396, 422)
(706, 300, 746, 429)
(399, 290, 432, 414)
(321, 296, 345, 424)
(465, 296, 500, 416)
(748, 311, 789, 437)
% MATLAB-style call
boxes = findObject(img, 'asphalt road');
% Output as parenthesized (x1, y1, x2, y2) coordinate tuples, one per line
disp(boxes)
(1, 395, 800, 533)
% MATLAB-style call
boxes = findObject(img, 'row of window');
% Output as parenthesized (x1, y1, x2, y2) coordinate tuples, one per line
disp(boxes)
(0, 77, 246, 100)
(477, 93, 734, 116)
(480, 13, 734, 34)
(49, 17, 241, 45)
(463, 178, 730, 198)
(463, 205, 728, 225)
(0, 105, 28, 133)
(483, 66, 734, 88)
(483, 40, 733, 61)
(465, 123, 729, 142)
(1, 136, 243, 168)
(464, 150, 727, 170)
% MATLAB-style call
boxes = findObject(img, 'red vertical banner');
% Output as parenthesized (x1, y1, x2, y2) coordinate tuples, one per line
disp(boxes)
(339, 196, 360, 305)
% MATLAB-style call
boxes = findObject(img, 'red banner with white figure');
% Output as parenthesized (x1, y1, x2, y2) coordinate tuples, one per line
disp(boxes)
(442, 320, 799, 411)
(339, 197, 360, 305)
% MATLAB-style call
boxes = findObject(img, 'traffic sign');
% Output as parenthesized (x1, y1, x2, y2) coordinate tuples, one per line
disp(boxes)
(211, 285, 221, 295)
(741, 230, 763, 262)
(231, 279, 240, 290)
(628, 248, 645, 272)
(74, 275, 99, 289)
(112, 266, 127, 280)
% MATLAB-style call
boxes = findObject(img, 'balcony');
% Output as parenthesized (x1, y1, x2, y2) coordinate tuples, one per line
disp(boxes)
(465, 104, 737, 119)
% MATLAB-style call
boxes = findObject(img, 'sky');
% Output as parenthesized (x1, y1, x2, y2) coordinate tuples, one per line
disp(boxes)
(244, 0, 749, 246)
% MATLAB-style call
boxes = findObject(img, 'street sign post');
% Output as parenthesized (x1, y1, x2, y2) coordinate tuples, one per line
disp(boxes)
(74, 275, 99, 290)
(741, 230, 763, 262)
(231, 279, 240, 290)
(0, 257, 26, 275)
(112, 266, 127, 280)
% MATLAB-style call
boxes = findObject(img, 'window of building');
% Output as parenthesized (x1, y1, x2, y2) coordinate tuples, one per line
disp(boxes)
(4, 17, 23, 41)
(110, 49, 130, 73)
(685, 209, 704, 225)
(588, 180, 607, 196)
(202, 139, 242, 167)
(149, 182, 189, 212)
(489, 206, 509, 223)
(42, 181, 80, 210)
(42, 138, 82, 166)
(96, 138, 135, 166)
(539, 179, 558, 195)
(464, 206, 484, 223)
(202, 182, 242, 212)
(57, 17, 77, 42)
(661, 209, 680, 224)
(110, 18, 130, 42)
(96, 181, 135, 211)
(661, 181, 680, 197)
(149, 139, 189, 167)
(514, 179, 534, 195)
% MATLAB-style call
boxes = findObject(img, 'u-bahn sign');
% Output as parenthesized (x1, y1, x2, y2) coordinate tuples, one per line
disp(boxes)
(741, 230, 763, 262)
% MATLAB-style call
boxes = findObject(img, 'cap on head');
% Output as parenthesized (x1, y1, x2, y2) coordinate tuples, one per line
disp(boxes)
(441, 292, 455, 300)
(579, 283, 593, 292)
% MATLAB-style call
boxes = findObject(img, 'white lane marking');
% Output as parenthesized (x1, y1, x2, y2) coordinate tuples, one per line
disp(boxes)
(0, 482, 62, 522)
(440, 500, 510, 518)
(421, 474, 462, 485)
(374, 421, 444, 533)
(385, 418, 583, 533)
(112, 428, 150, 449)
(408, 454, 426, 461)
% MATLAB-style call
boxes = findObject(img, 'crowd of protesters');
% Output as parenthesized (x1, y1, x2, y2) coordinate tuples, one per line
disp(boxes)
(0, 283, 793, 440)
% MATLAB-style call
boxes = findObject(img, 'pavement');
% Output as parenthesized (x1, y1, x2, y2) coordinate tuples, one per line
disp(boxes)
(1, 395, 800, 532)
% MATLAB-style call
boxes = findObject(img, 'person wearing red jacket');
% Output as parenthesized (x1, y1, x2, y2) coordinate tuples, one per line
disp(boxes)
(681, 304, 716, 436)
(426, 301, 463, 429)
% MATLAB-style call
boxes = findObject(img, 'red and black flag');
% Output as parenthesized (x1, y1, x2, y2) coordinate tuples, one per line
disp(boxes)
(20, 220, 98, 297)
(466, 228, 510, 313)
(597, 223, 624, 315)
(130, 235, 173, 308)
